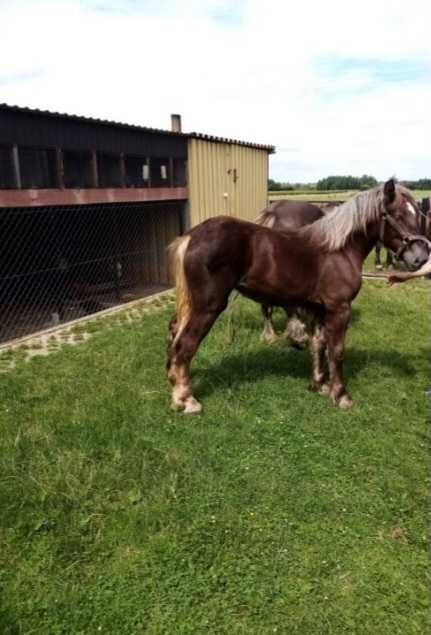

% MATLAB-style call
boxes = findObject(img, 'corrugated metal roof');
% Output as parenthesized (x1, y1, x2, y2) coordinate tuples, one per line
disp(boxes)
(0, 103, 275, 153)
(188, 132, 275, 153)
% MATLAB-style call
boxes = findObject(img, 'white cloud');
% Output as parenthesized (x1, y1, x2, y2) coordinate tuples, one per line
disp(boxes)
(0, 0, 430, 181)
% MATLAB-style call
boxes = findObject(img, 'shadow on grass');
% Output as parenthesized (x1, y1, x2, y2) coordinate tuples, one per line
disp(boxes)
(193, 344, 419, 399)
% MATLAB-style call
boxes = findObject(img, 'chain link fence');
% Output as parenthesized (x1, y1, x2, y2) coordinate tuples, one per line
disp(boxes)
(0, 201, 183, 344)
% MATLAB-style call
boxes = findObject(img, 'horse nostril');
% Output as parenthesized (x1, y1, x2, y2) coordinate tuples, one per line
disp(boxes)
(414, 256, 427, 269)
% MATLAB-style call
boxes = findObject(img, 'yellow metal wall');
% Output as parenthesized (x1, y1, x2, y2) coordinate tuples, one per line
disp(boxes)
(187, 138, 269, 226)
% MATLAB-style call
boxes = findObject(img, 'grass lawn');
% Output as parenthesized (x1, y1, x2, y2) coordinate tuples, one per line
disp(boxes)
(0, 280, 429, 634)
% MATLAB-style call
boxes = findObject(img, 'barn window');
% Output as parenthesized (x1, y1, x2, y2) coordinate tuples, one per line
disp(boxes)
(98, 153, 122, 187)
(150, 158, 170, 187)
(63, 150, 93, 188)
(124, 156, 148, 187)
(172, 159, 187, 187)
(19, 147, 58, 189)
(0, 145, 15, 189)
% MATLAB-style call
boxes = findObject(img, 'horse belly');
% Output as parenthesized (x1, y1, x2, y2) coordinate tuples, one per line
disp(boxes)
(236, 273, 314, 308)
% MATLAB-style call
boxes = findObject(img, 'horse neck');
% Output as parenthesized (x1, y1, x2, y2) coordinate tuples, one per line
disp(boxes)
(345, 218, 380, 266)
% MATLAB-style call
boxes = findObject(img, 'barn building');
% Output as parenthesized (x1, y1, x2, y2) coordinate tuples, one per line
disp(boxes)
(0, 104, 274, 343)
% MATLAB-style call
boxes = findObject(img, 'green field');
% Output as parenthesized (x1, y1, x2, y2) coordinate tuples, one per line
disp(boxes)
(0, 281, 429, 633)
(268, 190, 431, 203)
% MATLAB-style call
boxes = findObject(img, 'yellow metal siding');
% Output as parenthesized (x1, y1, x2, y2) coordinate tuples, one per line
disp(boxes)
(187, 138, 269, 226)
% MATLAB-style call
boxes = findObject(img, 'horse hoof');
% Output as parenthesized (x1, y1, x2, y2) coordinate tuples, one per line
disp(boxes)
(318, 383, 330, 395)
(289, 339, 307, 350)
(183, 397, 202, 414)
(261, 333, 279, 345)
(338, 395, 353, 409)
(171, 400, 184, 412)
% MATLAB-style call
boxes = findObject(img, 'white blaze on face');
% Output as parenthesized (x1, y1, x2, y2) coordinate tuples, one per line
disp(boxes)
(406, 202, 416, 216)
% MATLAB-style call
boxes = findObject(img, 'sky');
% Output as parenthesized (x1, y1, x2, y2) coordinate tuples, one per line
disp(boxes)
(0, 0, 430, 182)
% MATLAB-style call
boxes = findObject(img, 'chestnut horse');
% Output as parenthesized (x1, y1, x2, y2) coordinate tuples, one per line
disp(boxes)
(167, 180, 429, 413)
(257, 196, 431, 343)
(255, 200, 325, 346)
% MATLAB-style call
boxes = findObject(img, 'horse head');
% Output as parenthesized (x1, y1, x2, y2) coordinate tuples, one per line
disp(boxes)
(380, 179, 430, 271)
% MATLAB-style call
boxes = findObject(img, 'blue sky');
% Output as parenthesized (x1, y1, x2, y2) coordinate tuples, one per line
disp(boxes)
(313, 56, 431, 99)
(0, 0, 430, 182)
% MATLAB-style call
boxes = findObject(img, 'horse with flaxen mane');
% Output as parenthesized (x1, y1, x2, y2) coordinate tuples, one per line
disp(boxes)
(167, 180, 429, 413)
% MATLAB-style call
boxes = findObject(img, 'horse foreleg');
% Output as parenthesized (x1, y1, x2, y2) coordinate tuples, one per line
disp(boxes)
(167, 310, 221, 414)
(324, 304, 352, 409)
(375, 242, 383, 270)
(261, 304, 279, 343)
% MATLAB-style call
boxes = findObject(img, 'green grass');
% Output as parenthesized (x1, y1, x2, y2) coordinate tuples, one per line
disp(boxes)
(268, 189, 431, 203)
(0, 282, 429, 634)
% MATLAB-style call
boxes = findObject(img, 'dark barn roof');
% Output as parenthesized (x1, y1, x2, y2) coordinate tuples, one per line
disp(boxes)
(0, 103, 187, 159)
(0, 103, 275, 154)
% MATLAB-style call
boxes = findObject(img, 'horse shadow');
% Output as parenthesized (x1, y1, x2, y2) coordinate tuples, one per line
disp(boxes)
(193, 343, 421, 399)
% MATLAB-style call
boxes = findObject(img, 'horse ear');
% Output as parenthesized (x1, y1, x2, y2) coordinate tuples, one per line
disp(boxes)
(384, 178, 396, 205)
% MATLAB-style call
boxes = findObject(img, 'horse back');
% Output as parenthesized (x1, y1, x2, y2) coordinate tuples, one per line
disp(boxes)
(256, 200, 324, 231)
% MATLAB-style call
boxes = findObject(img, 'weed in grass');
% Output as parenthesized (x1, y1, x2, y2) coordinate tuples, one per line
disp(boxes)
(29, 340, 44, 350)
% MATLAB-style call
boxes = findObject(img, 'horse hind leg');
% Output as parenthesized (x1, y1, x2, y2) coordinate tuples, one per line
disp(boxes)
(309, 321, 329, 394)
(261, 304, 279, 344)
(284, 309, 310, 349)
(168, 309, 222, 413)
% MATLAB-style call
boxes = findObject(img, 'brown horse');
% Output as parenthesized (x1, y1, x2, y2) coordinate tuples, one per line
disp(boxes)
(255, 200, 325, 346)
(167, 180, 429, 413)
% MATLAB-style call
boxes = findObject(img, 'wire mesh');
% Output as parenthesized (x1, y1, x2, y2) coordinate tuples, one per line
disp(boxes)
(0, 201, 183, 344)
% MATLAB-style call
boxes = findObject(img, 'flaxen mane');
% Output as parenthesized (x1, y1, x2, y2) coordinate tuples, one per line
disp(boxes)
(302, 187, 384, 251)
(303, 184, 417, 251)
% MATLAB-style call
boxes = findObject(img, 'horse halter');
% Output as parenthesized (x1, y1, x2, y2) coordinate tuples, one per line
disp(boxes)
(379, 208, 430, 259)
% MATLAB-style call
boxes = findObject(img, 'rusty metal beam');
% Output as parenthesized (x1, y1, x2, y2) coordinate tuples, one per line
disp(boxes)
(0, 187, 188, 208)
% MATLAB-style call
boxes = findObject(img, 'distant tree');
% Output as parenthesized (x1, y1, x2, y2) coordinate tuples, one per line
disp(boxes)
(268, 179, 294, 191)
(268, 178, 281, 191)
(317, 175, 377, 191)
(403, 178, 431, 190)
(358, 174, 378, 190)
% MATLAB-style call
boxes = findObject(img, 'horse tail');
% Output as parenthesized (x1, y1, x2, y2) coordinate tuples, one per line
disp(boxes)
(255, 210, 276, 228)
(168, 235, 192, 344)
(255, 202, 278, 228)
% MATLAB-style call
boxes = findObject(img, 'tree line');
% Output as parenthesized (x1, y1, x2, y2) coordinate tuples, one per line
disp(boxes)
(268, 176, 431, 191)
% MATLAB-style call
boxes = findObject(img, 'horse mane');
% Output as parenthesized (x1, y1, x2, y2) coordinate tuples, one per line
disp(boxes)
(301, 186, 384, 251)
